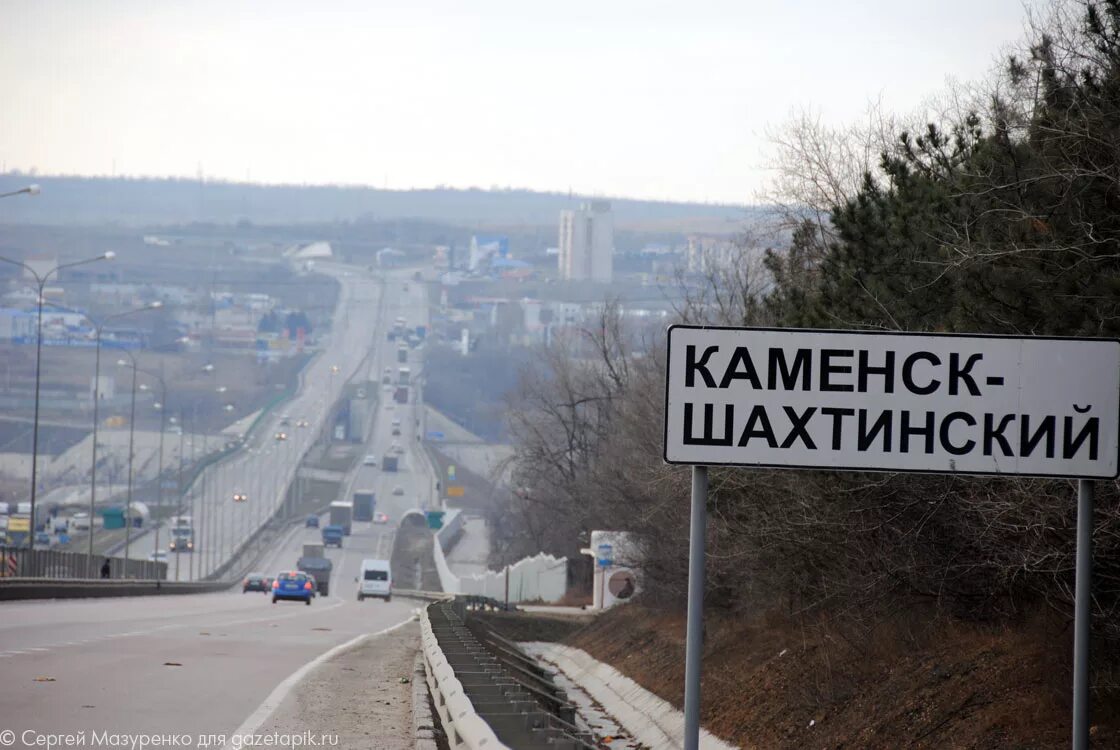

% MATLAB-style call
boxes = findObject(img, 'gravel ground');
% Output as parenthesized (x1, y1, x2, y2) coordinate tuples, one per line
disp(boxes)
(257, 621, 421, 749)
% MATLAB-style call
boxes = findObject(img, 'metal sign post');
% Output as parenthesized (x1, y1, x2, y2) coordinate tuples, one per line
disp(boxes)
(683, 465, 708, 750)
(1073, 479, 1093, 750)
(662, 325, 1120, 750)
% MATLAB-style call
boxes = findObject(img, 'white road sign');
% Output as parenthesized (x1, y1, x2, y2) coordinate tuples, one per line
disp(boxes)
(663, 326, 1120, 478)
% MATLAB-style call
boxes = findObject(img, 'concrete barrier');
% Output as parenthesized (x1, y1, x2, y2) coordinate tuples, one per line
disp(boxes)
(0, 578, 231, 601)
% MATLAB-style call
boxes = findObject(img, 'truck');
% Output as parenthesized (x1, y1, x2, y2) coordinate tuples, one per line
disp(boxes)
(168, 515, 194, 552)
(352, 490, 375, 522)
(382, 455, 399, 472)
(296, 556, 333, 596)
(7, 514, 30, 547)
(302, 542, 324, 559)
(328, 501, 353, 536)
(169, 527, 194, 553)
(321, 525, 344, 548)
(398, 366, 411, 385)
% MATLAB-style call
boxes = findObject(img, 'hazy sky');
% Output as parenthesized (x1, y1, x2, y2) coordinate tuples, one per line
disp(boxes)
(1, 0, 1031, 204)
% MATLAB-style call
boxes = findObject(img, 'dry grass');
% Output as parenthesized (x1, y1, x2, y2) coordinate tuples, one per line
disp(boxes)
(562, 601, 1115, 749)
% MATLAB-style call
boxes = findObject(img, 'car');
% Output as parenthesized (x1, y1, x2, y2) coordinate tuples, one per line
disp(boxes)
(373, 512, 389, 525)
(233, 492, 248, 503)
(392, 427, 401, 436)
(243, 573, 270, 593)
(383, 383, 393, 392)
(385, 403, 394, 410)
(305, 515, 320, 528)
(362, 454, 377, 466)
(274, 431, 288, 441)
(71, 512, 91, 531)
(296, 419, 310, 428)
(391, 442, 403, 454)
(392, 486, 404, 496)
(272, 571, 314, 605)
(34, 531, 51, 547)
(149, 550, 168, 563)
(391, 417, 402, 427)
(356, 559, 392, 602)
(279, 415, 291, 426)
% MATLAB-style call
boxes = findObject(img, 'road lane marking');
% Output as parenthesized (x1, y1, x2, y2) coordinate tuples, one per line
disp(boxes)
(223, 614, 414, 748)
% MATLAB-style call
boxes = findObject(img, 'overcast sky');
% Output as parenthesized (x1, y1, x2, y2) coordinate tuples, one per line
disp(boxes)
(0, 0, 1032, 204)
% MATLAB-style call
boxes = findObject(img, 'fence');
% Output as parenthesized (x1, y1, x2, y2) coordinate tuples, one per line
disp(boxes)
(0, 545, 168, 580)
(432, 521, 568, 603)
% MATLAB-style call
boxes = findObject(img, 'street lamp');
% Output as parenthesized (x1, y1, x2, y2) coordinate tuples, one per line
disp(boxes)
(0, 184, 40, 199)
(87, 302, 162, 577)
(135, 371, 168, 572)
(0, 251, 114, 546)
(116, 353, 139, 571)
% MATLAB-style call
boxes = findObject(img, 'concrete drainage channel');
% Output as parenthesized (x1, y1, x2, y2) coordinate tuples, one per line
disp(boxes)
(421, 598, 604, 750)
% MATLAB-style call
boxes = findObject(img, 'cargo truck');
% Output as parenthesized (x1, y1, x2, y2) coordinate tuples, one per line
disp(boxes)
(296, 556, 333, 596)
(329, 501, 353, 536)
(321, 525, 344, 547)
(352, 490, 375, 522)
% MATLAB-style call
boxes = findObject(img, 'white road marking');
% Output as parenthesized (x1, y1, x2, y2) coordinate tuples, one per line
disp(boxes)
(223, 615, 414, 748)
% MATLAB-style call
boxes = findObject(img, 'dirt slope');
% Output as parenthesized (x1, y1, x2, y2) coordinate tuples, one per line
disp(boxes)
(563, 604, 1119, 749)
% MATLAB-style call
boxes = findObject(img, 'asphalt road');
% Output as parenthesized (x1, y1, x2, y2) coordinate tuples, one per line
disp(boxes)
(0, 507, 417, 742)
(130, 263, 399, 580)
(0, 268, 443, 744)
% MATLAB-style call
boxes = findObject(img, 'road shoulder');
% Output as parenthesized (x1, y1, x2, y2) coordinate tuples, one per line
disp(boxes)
(256, 620, 421, 749)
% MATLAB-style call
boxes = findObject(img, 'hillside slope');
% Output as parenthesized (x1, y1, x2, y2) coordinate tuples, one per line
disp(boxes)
(564, 604, 1119, 749)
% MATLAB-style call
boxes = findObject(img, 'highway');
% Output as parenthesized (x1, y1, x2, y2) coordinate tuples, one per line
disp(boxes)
(129, 262, 398, 580)
(0, 512, 416, 740)
(0, 264, 442, 740)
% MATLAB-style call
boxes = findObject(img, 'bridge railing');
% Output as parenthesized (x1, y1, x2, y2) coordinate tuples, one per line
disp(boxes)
(0, 545, 167, 580)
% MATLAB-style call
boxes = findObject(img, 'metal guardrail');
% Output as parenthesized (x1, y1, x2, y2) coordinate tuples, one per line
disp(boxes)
(421, 603, 512, 750)
(0, 578, 228, 601)
(421, 600, 602, 750)
(0, 545, 167, 580)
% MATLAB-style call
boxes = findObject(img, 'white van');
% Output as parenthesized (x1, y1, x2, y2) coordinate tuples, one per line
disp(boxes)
(357, 559, 392, 602)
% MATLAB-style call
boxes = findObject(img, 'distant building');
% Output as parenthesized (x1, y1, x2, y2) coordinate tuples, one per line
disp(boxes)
(687, 235, 739, 274)
(468, 236, 509, 272)
(558, 201, 613, 283)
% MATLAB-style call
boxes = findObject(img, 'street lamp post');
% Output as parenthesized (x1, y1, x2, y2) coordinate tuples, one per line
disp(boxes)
(116, 354, 139, 572)
(0, 251, 114, 547)
(87, 303, 161, 577)
(172, 412, 185, 581)
(134, 371, 168, 573)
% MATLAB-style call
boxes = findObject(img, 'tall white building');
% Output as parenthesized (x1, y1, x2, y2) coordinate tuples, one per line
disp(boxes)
(558, 201, 613, 282)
